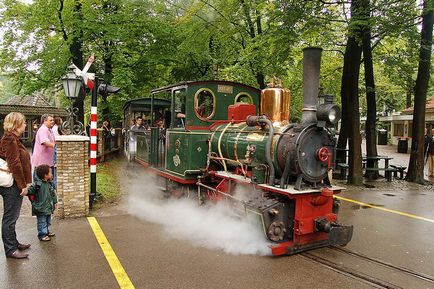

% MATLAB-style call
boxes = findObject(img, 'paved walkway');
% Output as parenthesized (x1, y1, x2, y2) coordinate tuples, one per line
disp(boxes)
(0, 146, 433, 289)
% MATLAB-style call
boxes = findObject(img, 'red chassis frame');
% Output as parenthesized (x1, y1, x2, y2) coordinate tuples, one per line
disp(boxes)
(135, 157, 346, 256)
(203, 171, 344, 256)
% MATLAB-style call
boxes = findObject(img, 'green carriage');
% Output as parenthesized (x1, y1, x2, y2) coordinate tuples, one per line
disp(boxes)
(128, 80, 260, 182)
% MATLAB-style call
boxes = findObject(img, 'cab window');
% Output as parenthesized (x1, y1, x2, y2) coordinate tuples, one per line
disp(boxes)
(173, 89, 186, 128)
(194, 89, 215, 120)
(234, 93, 253, 104)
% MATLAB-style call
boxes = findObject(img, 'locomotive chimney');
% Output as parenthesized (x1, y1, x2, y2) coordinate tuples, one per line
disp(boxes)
(301, 47, 322, 125)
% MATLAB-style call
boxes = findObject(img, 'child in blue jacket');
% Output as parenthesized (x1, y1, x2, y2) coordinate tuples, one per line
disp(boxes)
(27, 164, 57, 241)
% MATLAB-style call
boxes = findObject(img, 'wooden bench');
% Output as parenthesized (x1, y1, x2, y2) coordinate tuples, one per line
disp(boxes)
(337, 163, 349, 180)
(364, 167, 397, 182)
(390, 165, 406, 179)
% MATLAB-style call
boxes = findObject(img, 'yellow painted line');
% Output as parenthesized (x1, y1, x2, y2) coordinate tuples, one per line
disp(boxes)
(334, 195, 434, 223)
(87, 217, 135, 289)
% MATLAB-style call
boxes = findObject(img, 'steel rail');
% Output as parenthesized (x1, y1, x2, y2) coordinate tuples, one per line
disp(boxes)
(300, 252, 402, 289)
(330, 246, 434, 283)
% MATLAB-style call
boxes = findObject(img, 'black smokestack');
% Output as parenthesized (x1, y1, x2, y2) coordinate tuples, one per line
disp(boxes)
(301, 47, 322, 125)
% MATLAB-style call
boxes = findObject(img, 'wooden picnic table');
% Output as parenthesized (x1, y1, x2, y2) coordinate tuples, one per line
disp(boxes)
(335, 153, 398, 181)
(362, 155, 395, 181)
(363, 155, 393, 169)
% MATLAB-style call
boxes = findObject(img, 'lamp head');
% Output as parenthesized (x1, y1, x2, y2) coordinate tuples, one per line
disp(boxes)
(62, 65, 82, 98)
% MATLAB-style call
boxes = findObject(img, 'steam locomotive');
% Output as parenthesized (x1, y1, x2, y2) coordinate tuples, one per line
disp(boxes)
(124, 47, 353, 256)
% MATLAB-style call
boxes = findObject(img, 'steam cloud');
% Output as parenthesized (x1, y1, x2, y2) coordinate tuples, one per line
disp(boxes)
(123, 168, 271, 256)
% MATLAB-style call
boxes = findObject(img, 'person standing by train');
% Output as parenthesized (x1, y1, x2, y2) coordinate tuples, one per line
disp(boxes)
(0, 112, 32, 259)
(51, 116, 63, 187)
(128, 117, 146, 159)
(426, 129, 434, 178)
(27, 164, 57, 242)
(52, 116, 63, 138)
(31, 114, 55, 181)
(101, 119, 111, 133)
(131, 116, 146, 131)
(31, 119, 40, 153)
(424, 128, 430, 165)
(101, 119, 113, 151)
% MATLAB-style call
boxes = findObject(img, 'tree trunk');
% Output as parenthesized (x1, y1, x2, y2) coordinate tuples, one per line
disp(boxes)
(102, 42, 114, 121)
(362, 22, 379, 180)
(256, 72, 266, 89)
(71, 0, 85, 125)
(337, 86, 348, 164)
(406, 77, 413, 108)
(240, 0, 266, 89)
(406, 0, 434, 183)
(342, 35, 364, 185)
(340, 0, 365, 185)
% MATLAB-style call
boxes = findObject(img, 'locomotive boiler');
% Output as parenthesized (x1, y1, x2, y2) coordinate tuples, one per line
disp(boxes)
(127, 47, 353, 256)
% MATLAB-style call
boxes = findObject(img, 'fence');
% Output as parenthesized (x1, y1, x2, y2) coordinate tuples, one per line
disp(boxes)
(96, 128, 123, 162)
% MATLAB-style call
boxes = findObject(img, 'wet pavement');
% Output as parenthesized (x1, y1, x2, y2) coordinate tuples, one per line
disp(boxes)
(0, 143, 433, 288)
(338, 188, 434, 274)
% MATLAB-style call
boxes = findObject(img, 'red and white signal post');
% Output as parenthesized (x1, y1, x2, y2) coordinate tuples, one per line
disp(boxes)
(89, 76, 98, 208)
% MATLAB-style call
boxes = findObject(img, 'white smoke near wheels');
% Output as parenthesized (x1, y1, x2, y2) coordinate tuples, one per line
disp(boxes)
(123, 169, 271, 256)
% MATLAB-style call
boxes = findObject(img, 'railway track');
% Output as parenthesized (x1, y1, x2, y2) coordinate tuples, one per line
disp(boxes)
(300, 246, 434, 289)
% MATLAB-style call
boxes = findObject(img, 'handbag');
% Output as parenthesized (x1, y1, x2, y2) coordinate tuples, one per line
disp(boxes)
(0, 157, 13, 187)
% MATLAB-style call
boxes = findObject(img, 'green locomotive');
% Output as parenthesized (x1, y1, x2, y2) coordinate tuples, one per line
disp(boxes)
(125, 48, 353, 256)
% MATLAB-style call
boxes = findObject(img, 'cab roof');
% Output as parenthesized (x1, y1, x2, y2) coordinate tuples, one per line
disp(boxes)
(150, 80, 260, 94)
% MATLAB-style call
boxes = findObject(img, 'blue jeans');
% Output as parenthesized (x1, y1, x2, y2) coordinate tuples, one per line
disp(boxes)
(36, 214, 51, 240)
(52, 166, 57, 188)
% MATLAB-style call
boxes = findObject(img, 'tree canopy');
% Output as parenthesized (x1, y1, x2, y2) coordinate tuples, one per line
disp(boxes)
(0, 0, 432, 124)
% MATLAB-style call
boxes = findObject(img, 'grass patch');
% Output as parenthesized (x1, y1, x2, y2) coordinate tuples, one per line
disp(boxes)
(94, 156, 123, 205)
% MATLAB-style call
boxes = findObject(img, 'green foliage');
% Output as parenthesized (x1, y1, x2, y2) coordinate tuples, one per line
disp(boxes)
(0, 74, 16, 103)
(0, 0, 430, 120)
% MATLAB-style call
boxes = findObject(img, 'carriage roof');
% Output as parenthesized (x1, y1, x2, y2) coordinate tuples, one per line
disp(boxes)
(123, 97, 171, 112)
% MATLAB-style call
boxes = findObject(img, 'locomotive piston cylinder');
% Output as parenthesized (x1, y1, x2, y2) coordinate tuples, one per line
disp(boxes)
(246, 115, 275, 185)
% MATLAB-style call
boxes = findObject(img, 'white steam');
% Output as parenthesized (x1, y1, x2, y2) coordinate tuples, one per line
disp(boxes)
(123, 169, 271, 256)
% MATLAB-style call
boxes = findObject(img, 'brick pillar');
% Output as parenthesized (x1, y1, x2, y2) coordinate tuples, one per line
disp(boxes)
(56, 135, 90, 218)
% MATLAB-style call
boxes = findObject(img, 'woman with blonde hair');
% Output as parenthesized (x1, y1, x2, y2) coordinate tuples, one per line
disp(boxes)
(0, 112, 32, 259)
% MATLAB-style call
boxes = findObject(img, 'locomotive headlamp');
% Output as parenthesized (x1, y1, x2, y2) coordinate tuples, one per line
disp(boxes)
(317, 103, 341, 125)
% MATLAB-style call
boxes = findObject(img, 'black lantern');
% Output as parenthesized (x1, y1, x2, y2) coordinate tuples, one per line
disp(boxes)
(61, 64, 84, 135)
(62, 64, 82, 98)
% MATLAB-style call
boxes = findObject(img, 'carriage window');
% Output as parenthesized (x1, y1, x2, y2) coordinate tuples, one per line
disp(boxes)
(195, 89, 215, 120)
(174, 89, 186, 128)
(234, 93, 253, 104)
